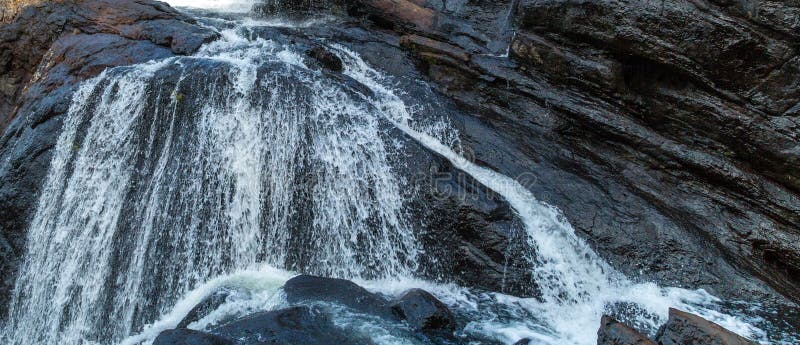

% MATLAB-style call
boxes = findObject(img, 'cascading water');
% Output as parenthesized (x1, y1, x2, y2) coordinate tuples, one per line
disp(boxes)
(1, 7, 793, 345)
(2, 25, 419, 344)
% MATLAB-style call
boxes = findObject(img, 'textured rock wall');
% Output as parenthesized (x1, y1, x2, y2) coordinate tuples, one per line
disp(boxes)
(346, 0, 800, 304)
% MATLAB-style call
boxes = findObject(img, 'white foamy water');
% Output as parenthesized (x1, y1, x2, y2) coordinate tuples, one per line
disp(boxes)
(164, 0, 254, 13)
(2, 16, 783, 345)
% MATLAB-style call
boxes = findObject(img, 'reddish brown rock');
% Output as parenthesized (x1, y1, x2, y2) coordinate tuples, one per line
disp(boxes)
(357, 0, 437, 31)
(655, 308, 759, 345)
(400, 35, 469, 62)
(597, 316, 656, 345)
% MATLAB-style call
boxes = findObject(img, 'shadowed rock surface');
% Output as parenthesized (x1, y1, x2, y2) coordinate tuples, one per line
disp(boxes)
(390, 288, 456, 334)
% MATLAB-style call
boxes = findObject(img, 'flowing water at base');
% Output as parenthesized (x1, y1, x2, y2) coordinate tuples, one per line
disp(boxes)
(1, 12, 795, 345)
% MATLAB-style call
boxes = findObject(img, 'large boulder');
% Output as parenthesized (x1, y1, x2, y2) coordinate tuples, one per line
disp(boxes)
(655, 308, 759, 345)
(211, 305, 361, 345)
(282, 275, 393, 318)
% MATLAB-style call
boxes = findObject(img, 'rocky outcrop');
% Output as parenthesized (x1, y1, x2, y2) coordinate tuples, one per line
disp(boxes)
(338, 0, 800, 305)
(0, 0, 216, 317)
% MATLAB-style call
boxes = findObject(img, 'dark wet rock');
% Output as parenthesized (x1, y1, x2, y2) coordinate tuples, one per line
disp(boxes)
(597, 316, 656, 345)
(655, 308, 759, 345)
(390, 288, 455, 334)
(252, 0, 347, 19)
(154, 329, 232, 345)
(513, 339, 532, 345)
(210, 305, 363, 345)
(352, 0, 438, 33)
(306, 45, 343, 72)
(0, 0, 216, 317)
(341, 0, 800, 306)
(177, 290, 234, 329)
(282, 275, 393, 318)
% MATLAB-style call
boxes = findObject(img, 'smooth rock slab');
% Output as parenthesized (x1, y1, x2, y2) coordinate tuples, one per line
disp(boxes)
(655, 308, 759, 345)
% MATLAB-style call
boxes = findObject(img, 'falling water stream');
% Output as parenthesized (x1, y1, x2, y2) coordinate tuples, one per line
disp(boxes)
(0, 4, 795, 345)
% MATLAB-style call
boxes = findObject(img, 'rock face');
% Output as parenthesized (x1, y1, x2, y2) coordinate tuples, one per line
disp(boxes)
(597, 316, 656, 345)
(0, 0, 216, 317)
(655, 308, 760, 345)
(340, 0, 800, 305)
(1, 0, 799, 331)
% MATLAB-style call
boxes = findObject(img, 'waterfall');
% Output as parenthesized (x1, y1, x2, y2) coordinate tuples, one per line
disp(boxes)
(1, 17, 777, 345)
(2, 29, 419, 344)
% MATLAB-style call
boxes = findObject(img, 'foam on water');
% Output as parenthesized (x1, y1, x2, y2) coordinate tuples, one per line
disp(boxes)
(164, 0, 254, 13)
(121, 265, 292, 345)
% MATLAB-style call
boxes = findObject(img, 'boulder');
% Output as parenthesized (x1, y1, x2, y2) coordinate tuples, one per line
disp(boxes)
(153, 329, 232, 345)
(282, 275, 393, 318)
(597, 316, 656, 345)
(390, 289, 456, 334)
(210, 305, 362, 344)
(655, 308, 759, 345)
